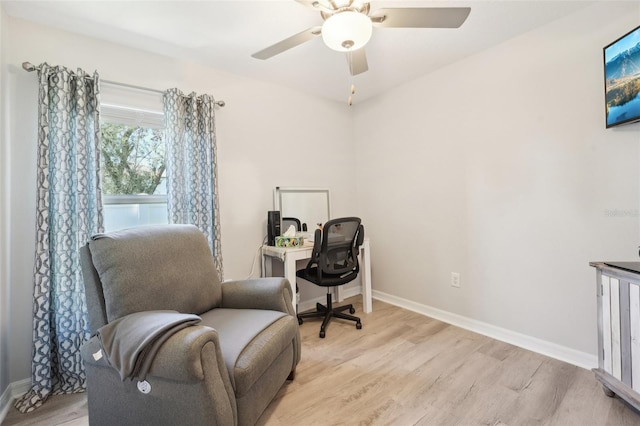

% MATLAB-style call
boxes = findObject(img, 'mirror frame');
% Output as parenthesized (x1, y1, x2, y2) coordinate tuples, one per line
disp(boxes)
(273, 187, 331, 230)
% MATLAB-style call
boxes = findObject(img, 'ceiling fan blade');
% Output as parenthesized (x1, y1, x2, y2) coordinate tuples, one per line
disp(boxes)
(346, 48, 368, 76)
(371, 7, 471, 29)
(251, 26, 322, 60)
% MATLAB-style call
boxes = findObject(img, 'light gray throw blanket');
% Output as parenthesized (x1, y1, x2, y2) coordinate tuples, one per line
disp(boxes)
(97, 310, 201, 381)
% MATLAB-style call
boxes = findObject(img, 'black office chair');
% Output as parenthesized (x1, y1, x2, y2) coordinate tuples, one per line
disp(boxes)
(296, 217, 364, 338)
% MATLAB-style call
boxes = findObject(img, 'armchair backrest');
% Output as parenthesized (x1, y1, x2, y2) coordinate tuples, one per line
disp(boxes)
(80, 224, 222, 333)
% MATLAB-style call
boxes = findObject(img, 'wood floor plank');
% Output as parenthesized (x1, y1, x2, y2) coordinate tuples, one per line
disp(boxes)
(2, 393, 87, 426)
(500, 357, 579, 425)
(488, 347, 547, 393)
(4, 298, 640, 426)
(549, 366, 616, 426)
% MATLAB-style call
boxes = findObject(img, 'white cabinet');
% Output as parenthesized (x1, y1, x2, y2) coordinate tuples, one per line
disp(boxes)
(591, 262, 640, 409)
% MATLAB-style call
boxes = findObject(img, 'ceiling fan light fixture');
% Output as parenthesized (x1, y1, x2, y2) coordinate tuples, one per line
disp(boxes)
(322, 11, 372, 52)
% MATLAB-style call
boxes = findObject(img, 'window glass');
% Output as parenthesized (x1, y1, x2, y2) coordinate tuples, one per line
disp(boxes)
(100, 104, 168, 231)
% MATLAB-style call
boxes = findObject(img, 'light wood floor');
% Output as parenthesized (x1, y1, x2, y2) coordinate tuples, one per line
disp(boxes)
(4, 298, 640, 426)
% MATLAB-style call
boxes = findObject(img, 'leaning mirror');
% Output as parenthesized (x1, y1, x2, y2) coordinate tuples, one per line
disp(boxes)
(274, 187, 331, 233)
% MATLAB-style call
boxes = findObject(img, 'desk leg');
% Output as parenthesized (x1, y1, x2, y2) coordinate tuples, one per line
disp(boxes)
(361, 240, 372, 313)
(337, 242, 372, 313)
(263, 252, 278, 280)
(284, 257, 297, 314)
(262, 250, 296, 314)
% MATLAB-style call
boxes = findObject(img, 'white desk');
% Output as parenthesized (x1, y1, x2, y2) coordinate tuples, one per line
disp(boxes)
(261, 238, 372, 314)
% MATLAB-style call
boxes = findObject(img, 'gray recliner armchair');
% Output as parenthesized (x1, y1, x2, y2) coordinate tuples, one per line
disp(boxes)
(79, 224, 300, 426)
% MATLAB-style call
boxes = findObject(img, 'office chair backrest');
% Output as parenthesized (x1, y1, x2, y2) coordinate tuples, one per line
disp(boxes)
(316, 217, 364, 276)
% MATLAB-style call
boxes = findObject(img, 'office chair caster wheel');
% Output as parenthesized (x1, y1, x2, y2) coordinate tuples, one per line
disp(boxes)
(319, 330, 326, 338)
(356, 322, 362, 330)
(349, 306, 355, 314)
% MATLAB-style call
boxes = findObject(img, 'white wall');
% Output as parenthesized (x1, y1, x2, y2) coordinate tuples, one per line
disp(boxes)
(4, 17, 356, 384)
(354, 2, 640, 357)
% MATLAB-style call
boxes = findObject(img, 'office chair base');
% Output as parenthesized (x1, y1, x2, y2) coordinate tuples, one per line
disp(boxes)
(297, 293, 362, 338)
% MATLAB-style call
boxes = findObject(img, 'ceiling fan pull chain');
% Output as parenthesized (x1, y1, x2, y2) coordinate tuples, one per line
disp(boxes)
(347, 49, 356, 106)
(348, 49, 355, 106)
(350, 51, 356, 95)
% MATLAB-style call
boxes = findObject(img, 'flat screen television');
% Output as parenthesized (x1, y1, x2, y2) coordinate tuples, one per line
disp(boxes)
(604, 25, 640, 128)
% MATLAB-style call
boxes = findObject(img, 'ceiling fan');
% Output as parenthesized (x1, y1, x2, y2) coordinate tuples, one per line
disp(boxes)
(251, 0, 471, 76)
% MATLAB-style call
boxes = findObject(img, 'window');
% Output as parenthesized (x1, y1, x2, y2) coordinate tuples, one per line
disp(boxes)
(100, 104, 167, 232)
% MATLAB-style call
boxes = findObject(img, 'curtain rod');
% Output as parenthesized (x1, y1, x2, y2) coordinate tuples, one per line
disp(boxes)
(22, 62, 226, 108)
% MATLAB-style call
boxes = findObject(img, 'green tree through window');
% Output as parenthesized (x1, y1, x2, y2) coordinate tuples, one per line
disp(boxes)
(100, 122, 165, 195)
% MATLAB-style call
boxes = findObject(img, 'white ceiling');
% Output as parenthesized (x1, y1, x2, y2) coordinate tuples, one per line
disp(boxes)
(2, 0, 595, 103)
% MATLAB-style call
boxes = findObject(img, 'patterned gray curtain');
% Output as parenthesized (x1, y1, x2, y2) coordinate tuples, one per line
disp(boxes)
(15, 64, 103, 413)
(163, 89, 223, 278)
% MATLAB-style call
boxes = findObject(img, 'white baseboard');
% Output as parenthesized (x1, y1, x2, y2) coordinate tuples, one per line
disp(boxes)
(0, 384, 11, 424)
(372, 290, 597, 370)
(298, 295, 326, 313)
(11, 378, 30, 398)
(0, 378, 30, 423)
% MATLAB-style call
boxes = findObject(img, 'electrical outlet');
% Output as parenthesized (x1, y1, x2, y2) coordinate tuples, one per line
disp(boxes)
(451, 272, 461, 288)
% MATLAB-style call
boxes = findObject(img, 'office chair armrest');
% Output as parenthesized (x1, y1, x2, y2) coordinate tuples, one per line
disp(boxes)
(221, 277, 295, 315)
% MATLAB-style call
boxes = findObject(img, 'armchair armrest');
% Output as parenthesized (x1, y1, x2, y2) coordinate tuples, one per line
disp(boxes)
(82, 324, 231, 384)
(220, 277, 295, 315)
